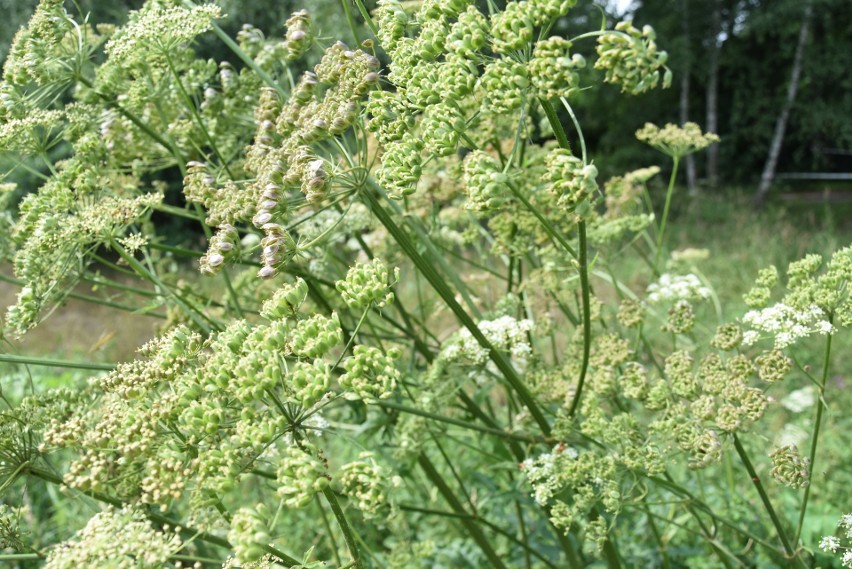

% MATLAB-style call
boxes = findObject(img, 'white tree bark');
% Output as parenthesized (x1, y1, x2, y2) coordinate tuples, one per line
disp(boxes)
(705, 0, 723, 189)
(680, 0, 698, 195)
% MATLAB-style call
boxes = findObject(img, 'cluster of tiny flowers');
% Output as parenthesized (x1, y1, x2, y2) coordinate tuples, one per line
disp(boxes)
(336, 258, 399, 309)
(227, 505, 272, 564)
(289, 313, 343, 358)
(43, 507, 181, 569)
(529, 36, 585, 100)
(375, 133, 424, 199)
(820, 514, 852, 567)
(781, 386, 815, 413)
(603, 166, 659, 219)
(340, 452, 398, 519)
(369, 0, 629, 200)
(443, 316, 535, 365)
(741, 302, 834, 348)
(461, 151, 509, 212)
(276, 444, 330, 508)
(199, 224, 238, 276)
(768, 445, 810, 489)
(339, 345, 401, 400)
(661, 299, 695, 334)
(521, 443, 620, 543)
(646, 273, 711, 304)
(260, 277, 309, 319)
(235, 40, 379, 277)
(520, 443, 579, 506)
(595, 21, 671, 95)
(743, 266, 779, 308)
(0, 504, 22, 551)
(545, 148, 598, 215)
(711, 323, 743, 351)
(283, 10, 313, 60)
(617, 299, 644, 327)
(105, 3, 222, 66)
(636, 122, 720, 159)
(1, 0, 78, 87)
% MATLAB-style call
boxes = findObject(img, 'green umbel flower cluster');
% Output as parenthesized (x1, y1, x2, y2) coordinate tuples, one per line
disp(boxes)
(289, 313, 343, 358)
(530, 37, 586, 100)
(228, 505, 273, 563)
(546, 148, 599, 215)
(340, 452, 395, 519)
(283, 10, 313, 60)
(277, 445, 330, 508)
(596, 21, 671, 95)
(340, 345, 401, 400)
(261, 277, 309, 319)
(44, 507, 181, 569)
(769, 445, 810, 489)
(336, 258, 399, 309)
(636, 122, 720, 159)
(461, 150, 509, 212)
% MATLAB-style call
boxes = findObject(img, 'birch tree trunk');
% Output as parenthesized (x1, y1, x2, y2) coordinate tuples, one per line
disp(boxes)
(680, 0, 698, 195)
(753, 0, 814, 208)
(705, 0, 723, 189)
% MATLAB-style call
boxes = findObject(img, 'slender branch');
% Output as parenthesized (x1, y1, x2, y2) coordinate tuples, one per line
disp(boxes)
(321, 487, 362, 569)
(732, 434, 797, 560)
(655, 156, 680, 270)
(417, 454, 510, 569)
(794, 323, 833, 546)
(0, 354, 114, 371)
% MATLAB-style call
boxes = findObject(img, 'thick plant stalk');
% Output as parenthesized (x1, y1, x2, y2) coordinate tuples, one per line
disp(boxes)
(321, 487, 362, 569)
(732, 435, 798, 562)
(655, 156, 680, 271)
(361, 181, 552, 436)
(538, 98, 592, 419)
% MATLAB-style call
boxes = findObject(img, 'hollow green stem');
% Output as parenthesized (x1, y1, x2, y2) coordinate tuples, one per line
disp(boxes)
(0, 354, 114, 371)
(567, 221, 592, 417)
(417, 454, 510, 569)
(794, 323, 833, 547)
(538, 99, 592, 419)
(732, 434, 797, 560)
(351, 0, 378, 38)
(361, 181, 551, 435)
(655, 156, 680, 270)
(321, 487, 362, 569)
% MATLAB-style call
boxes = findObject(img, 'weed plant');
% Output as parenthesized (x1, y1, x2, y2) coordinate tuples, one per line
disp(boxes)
(0, 1, 850, 567)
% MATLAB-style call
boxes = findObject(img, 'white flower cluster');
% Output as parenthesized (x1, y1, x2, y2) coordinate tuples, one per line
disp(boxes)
(820, 514, 852, 567)
(43, 507, 181, 569)
(442, 316, 534, 365)
(780, 386, 815, 414)
(646, 273, 711, 304)
(742, 302, 834, 349)
(520, 444, 579, 506)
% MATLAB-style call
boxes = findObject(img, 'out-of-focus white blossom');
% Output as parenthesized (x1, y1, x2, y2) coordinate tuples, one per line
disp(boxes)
(646, 273, 711, 304)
